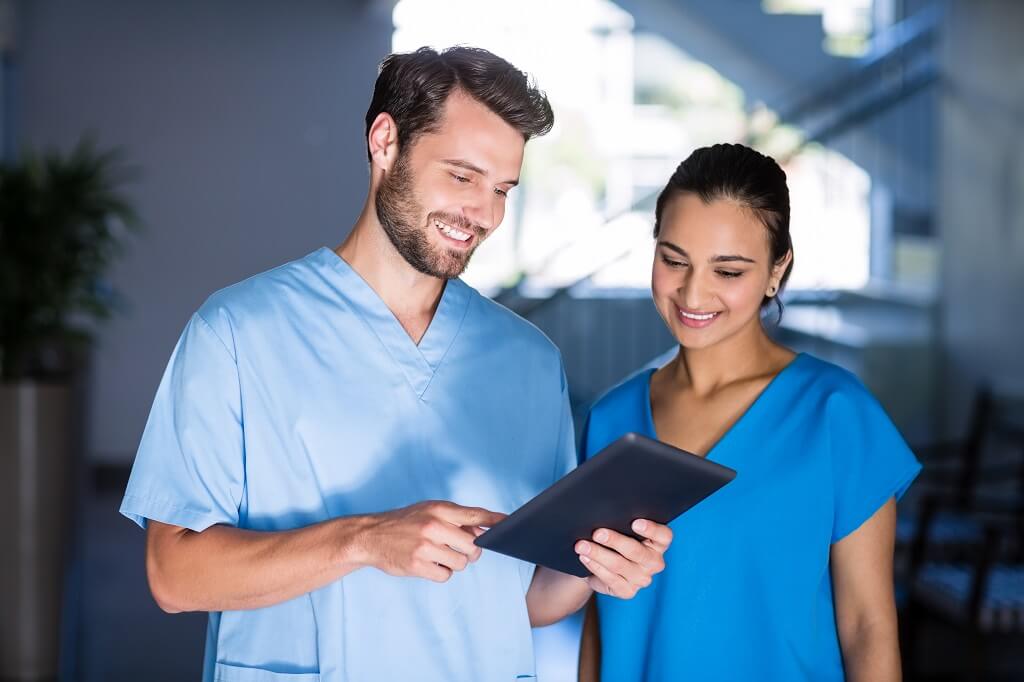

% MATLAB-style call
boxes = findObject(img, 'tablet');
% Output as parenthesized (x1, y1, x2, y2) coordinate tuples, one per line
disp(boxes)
(474, 432, 736, 577)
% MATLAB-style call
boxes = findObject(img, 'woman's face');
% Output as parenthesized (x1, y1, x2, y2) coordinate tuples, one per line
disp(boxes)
(651, 192, 790, 351)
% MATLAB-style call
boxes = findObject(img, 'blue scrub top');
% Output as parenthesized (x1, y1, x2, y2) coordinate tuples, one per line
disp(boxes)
(121, 248, 576, 682)
(584, 353, 921, 682)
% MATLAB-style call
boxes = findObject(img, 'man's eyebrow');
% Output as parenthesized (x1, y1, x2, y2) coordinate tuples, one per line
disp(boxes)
(442, 159, 518, 187)
(657, 241, 756, 264)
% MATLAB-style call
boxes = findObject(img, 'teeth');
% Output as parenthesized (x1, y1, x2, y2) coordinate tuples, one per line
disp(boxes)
(679, 309, 717, 321)
(435, 219, 471, 242)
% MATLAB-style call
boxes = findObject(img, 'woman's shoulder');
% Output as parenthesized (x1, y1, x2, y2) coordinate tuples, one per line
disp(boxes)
(582, 367, 658, 459)
(589, 366, 655, 419)
(789, 353, 874, 400)
(788, 354, 895, 431)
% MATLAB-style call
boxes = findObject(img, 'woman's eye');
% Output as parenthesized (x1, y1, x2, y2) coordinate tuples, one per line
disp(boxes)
(661, 256, 687, 268)
(716, 270, 743, 278)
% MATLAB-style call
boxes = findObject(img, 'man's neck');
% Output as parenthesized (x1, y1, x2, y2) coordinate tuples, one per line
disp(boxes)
(335, 209, 447, 343)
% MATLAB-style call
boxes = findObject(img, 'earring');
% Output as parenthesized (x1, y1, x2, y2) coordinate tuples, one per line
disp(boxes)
(767, 285, 777, 296)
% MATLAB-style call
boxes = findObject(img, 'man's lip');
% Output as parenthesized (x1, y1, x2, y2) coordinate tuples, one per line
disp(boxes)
(433, 218, 477, 249)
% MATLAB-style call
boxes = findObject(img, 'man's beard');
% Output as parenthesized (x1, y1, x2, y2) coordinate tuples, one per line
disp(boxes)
(375, 154, 483, 279)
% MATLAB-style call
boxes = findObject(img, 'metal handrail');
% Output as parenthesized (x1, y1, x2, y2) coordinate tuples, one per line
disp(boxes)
(501, 6, 943, 318)
(769, 4, 941, 128)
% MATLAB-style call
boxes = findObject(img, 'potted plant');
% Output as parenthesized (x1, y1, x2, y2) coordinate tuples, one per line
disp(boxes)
(0, 137, 139, 680)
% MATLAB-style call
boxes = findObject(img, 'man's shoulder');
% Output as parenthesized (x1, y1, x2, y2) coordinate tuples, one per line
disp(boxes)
(461, 282, 561, 359)
(195, 249, 324, 336)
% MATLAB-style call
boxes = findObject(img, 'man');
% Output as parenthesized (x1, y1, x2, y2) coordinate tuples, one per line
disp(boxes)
(121, 46, 672, 681)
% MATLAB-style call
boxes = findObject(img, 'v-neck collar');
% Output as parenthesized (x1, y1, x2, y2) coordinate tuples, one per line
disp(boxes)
(313, 247, 472, 398)
(641, 352, 806, 466)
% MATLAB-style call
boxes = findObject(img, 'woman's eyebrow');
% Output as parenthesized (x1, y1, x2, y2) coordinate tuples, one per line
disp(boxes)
(712, 254, 756, 264)
(657, 241, 756, 264)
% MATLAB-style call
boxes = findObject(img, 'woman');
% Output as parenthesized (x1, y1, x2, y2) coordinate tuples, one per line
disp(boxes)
(578, 144, 920, 681)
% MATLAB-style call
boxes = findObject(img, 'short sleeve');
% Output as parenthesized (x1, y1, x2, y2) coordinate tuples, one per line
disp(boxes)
(119, 313, 245, 532)
(827, 385, 922, 543)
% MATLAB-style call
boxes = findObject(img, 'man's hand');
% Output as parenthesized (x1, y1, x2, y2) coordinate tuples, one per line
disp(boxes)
(574, 519, 673, 598)
(355, 501, 506, 583)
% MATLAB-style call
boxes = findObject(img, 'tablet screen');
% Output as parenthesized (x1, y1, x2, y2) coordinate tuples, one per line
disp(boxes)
(475, 432, 736, 577)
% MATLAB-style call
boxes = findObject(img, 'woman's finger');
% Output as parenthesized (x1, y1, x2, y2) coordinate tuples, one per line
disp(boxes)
(632, 519, 673, 552)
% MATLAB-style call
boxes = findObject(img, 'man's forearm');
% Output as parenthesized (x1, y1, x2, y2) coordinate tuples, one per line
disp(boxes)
(146, 516, 372, 613)
(525, 566, 592, 627)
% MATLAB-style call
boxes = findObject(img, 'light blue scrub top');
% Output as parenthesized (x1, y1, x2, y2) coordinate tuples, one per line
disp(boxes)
(120, 248, 576, 682)
(583, 353, 921, 682)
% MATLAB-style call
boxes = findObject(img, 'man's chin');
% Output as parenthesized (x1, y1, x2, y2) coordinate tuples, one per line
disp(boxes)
(434, 248, 473, 279)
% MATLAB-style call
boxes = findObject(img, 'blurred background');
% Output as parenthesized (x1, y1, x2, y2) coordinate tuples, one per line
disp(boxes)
(1, 0, 1022, 680)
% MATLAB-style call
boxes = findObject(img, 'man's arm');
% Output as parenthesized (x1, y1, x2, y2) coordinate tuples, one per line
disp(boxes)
(831, 498, 902, 682)
(145, 501, 505, 613)
(525, 519, 672, 627)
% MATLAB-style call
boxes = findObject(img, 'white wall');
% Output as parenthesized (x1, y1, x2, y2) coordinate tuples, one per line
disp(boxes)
(938, 0, 1024, 435)
(18, 0, 393, 463)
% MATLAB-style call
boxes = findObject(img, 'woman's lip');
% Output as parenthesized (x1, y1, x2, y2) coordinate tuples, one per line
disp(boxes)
(675, 306, 722, 329)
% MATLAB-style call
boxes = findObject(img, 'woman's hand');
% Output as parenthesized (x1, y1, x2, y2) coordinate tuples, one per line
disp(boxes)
(575, 519, 673, 598)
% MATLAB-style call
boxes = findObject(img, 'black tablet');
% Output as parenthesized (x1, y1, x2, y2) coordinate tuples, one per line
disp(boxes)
(474, 432, 736, 577)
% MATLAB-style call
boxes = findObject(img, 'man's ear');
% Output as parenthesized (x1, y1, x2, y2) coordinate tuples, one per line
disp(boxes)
(367, 112, 400, 172)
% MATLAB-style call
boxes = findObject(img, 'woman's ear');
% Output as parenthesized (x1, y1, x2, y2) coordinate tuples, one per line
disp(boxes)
(772, 249, 793, 281)
(767, 249, 793, 295)
(367, 112, 400, 172)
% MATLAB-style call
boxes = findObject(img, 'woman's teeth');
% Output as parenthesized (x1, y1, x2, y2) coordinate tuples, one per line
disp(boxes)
(679, 309, 717, 321)
(435, 219, 471, 242)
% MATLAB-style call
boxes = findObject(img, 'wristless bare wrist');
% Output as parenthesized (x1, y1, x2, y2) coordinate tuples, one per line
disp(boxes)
(332, 514, 376, 571)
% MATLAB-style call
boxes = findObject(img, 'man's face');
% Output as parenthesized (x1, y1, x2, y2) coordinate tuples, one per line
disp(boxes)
(375, 91, 526, 279)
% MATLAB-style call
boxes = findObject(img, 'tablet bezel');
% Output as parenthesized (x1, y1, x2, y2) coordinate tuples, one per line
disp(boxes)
(474, 432, 737, 577)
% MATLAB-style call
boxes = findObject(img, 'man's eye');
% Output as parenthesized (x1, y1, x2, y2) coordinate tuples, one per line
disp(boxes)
(452, 174, 470, 183)
(494, 188, 508, 197)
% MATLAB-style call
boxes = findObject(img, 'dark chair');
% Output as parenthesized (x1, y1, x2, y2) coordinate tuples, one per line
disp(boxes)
(902, 493, 1024, 681)
(898, 388, 1024, 557)
(900, 389, 1024, 680)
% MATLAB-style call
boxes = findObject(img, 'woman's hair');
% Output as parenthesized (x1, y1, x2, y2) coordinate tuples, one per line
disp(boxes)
(365, 46, 554, 161)
(653, 143, 793, 314)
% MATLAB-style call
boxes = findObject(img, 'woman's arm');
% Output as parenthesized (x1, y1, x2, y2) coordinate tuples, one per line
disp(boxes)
(578, 596, 601, 682)
(831, 497, 902, 682)
(526, 520, 672, 626)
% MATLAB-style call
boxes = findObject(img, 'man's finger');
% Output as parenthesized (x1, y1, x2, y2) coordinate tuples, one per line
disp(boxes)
(425, 522, 483, 561)
(436, 504, 507, 529)
(422, 543, 472, 573)
(415, 559, 453, 583)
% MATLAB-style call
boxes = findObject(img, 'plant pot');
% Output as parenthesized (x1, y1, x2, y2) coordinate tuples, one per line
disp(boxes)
(0, 382, 73, 681)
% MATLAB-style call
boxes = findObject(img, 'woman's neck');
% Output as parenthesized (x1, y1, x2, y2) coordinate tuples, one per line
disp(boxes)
(668, 318, 792, 397)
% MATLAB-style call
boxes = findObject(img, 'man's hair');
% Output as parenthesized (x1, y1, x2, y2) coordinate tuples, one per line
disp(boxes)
(365, 46, 554, 160)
